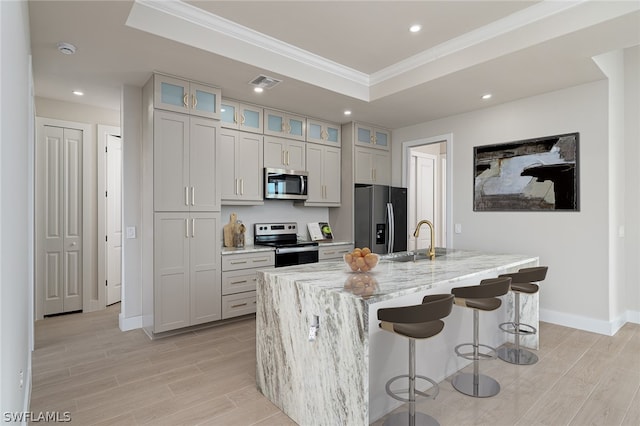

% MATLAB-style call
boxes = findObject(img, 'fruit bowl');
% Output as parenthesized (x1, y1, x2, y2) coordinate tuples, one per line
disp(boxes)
(344, 248, 379, 272)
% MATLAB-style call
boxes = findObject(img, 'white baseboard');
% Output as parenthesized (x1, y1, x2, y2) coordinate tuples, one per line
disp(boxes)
(119, 313, 143, 331)
(540, 308, 640, 336)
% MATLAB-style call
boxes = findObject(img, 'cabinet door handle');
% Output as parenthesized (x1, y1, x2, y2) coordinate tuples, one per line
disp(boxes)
(234, 112, 238, 124)
(183, 94, 188, 108)
(191, 187, 195, 206)
(185, 187, 189, 206)
(240, 114, 245, 125)
(191, 218, 195, 237)
(286, 150, 290, 165)
(240, 179, 244, 195)
(192, 94, 197, 109)
(185, 219, 189, 238)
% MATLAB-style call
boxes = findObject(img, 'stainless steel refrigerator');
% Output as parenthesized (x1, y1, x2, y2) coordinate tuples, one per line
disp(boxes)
(354, 184, 407, 254)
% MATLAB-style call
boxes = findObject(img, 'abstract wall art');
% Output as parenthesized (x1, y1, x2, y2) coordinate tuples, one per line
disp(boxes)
(474, 132, 579, 211)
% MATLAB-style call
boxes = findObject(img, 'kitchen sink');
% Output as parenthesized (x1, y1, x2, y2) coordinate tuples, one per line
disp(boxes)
(384, 248, 448, 262)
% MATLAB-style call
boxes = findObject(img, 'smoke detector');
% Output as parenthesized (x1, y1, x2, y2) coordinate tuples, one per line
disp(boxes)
(57, 42, 77, 55)
(249, 75, 282, 90)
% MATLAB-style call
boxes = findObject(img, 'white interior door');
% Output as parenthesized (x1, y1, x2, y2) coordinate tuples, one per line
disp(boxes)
(39, 125, 83, 315)
(409, 151, 436, 250)
(106, 135, 122, 305)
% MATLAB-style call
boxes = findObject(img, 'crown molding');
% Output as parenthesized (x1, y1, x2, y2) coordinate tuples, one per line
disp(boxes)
(135, 0, 369, 87)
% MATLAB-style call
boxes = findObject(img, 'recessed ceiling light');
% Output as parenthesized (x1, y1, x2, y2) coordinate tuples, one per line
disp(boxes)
(254, 87, 264, 93)
(72, 90, 84, 96)
(57, 42, 77, 55)
(481, 94, 492, 100)
(344, 110, 352, 116)
(409, 24, 422, 33)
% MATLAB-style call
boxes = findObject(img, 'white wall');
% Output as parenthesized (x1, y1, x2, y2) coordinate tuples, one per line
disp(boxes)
(624, 46, 640, 321)
(1, 0, 32, 416)
(392, 80, 615, 332)
(120, 85, 143, 331)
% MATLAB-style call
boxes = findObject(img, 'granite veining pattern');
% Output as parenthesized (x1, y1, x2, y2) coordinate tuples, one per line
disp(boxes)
(256, 249, 539, 425)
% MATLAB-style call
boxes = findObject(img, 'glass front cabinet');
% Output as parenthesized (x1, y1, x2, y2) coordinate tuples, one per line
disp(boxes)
(306, 119, 341, 146)
(221, 99, 263, 134)
(154, 74, 221, 120)
(264, 109, 306, 141)
(355, 123, 390, 150)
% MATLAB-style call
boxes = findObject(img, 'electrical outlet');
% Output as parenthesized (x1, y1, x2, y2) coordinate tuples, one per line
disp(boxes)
(454, 223, 462, 234)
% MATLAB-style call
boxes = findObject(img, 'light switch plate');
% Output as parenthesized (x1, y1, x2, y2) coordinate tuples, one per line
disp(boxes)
(126, 226, 136, 239)
(454, 224, 462, 234)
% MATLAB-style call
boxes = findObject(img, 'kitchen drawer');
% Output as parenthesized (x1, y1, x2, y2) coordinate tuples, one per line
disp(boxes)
(222, 269, 263, 295)
(222, 251, 275, 271)
(222, 291, 256, 319)
(319, 244, 354, 261)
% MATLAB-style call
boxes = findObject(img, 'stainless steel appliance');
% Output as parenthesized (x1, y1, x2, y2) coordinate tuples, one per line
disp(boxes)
(254, 222, 319, 267)
(264, 168, 308, 200)
(354, 184, 408, 254)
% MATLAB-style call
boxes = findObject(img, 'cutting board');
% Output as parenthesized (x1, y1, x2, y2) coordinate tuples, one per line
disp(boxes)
(223, 213, 237, 247)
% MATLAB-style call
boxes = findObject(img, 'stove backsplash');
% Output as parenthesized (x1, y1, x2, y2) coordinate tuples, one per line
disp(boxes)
(221, 201, 329, 244)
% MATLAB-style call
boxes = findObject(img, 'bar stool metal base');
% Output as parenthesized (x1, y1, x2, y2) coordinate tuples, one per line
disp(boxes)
(497, 346, 538, 365)
(383, 411, 440, 426)
(451, 372, 500, 398)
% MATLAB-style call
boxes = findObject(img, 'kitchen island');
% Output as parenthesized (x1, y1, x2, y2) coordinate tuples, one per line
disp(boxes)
(256, 249, 538, 425)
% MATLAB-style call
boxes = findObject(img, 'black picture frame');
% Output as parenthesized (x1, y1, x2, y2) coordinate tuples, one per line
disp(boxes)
(474, 132, 579, 211)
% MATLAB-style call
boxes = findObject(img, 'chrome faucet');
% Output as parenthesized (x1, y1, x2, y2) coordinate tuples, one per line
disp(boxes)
(413, 220, 436, 260)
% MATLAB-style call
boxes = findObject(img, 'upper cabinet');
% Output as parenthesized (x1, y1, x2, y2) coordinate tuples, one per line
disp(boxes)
(305, 144, 341, 207)
(306, 119, 341, 146)
(264, 109, 306, 141)
(355, 123, 390, 150)
(153, 110, 221, 212)
(354, 146, 391, 185)
(154, 74, 221, 120)
(263, 136, 306, 171)
(221, 99, 263, 134)
(220, 129, 264, 205)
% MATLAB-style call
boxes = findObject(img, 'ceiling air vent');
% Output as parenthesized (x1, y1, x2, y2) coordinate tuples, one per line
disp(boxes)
(249, 75, 282, 90)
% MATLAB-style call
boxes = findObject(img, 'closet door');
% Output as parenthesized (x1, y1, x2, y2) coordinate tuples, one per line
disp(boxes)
(39, 125, 83, 315)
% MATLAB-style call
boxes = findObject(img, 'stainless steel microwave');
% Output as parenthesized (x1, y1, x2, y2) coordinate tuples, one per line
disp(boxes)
(264, 168, 308, 200)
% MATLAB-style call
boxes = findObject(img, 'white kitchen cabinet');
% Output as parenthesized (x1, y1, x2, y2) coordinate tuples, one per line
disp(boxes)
(355, 123, 390, 150)
(221, 99, 263, 133)
(355, 146, 391, 185)
(220, 129, 263, 205)
(221, 251, 275, 319)
(154, 212, 221, 333)
(318, 243, 355, 261)
(154, 74, 221, 120)
(306, 119, 341, 146)
(305, 143, 341, 206)
(264, 109, 306, 141)
(264, 136, 306, 170)
(153, 110, 220, 212)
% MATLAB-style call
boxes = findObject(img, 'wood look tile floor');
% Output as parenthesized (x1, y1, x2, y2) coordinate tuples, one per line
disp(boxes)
(31, 304, 639, 426)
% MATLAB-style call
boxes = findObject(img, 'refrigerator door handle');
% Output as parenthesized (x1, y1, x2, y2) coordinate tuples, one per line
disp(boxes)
(386, 202, 395, 254)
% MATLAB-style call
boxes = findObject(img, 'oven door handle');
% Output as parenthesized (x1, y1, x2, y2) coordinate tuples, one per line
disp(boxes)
(275, 246, 319, 255)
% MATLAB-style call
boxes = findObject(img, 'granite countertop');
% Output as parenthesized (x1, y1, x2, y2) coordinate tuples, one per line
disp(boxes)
(259, 249, 537, 304)
(317, 240, 354, 247)
(221, 245, 275, 255)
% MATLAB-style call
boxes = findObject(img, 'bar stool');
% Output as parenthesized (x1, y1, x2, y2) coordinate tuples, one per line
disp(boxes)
(497, 266, 548, 365)
(377, 294, 454, 426)
(450, 277, 511, 398)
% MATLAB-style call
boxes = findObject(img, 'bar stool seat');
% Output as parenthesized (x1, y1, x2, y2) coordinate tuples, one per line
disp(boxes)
(378, 294, 454, 426)
(498, 266, 548, 365)
(450, 277, 511, 398)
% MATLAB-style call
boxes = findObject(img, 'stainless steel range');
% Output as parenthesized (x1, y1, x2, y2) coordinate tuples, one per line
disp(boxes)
(254, 223, 319, 267)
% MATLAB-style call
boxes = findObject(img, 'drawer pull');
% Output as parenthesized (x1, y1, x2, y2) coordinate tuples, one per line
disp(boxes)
(252, 259, 269, 263)
(230, 260, 248, 264)
(324, 251, 335, 255)
(230, 280, 248, 285)
(231, 302, 248, 308)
